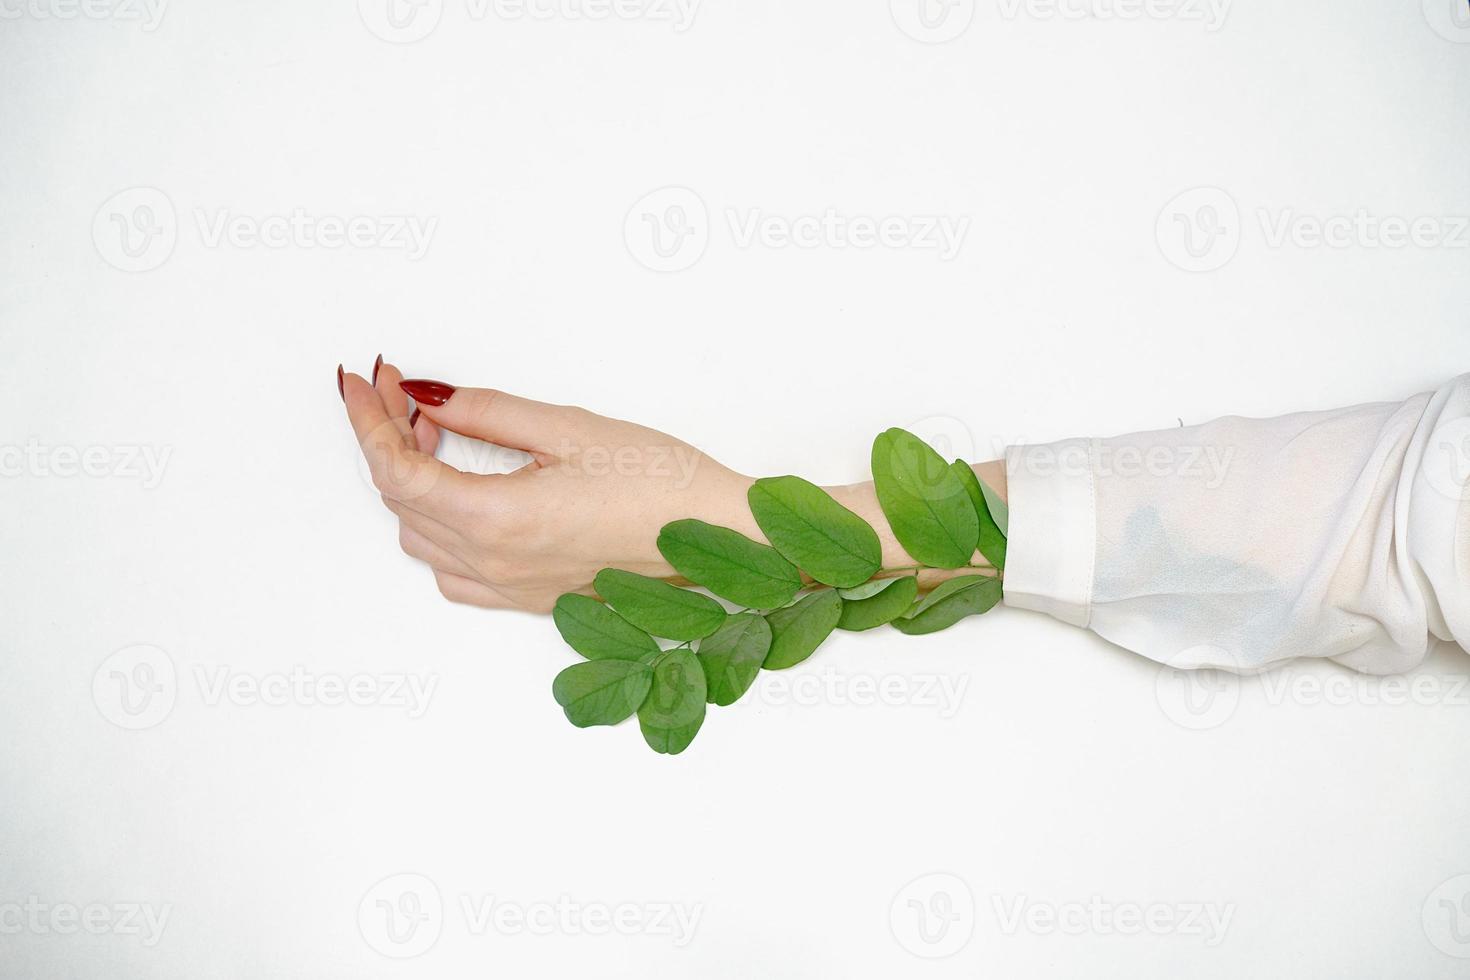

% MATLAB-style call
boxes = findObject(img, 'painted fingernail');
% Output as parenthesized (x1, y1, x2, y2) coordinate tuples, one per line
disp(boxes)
(399, 379, 455, 406)
(336, 364, 345, 401)
(409, 407, 421, 428)
(371, 353, 383, 386)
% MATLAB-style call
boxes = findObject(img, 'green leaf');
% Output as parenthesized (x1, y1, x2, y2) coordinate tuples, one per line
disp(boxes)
(657, 519, 802, 610)
(638, 648, 707, 754)
(552, 594, 659, 661)
(593, 569, 727, 641)
(552, 660, 654, 727)
(891, 575, 1003, 635)
(950, 461, 1007, 570)
(980, 478, 1008, 537)
(871, 428, 978, 569)
(836, 575, 919, 631)
(696, 613, 771, 706)
(837, 577, 902, 601)
(763, 590, 842, 670)
(747, 476, 881, 588)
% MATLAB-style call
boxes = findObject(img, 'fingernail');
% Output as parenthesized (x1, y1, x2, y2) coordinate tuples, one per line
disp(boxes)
(336, 364, 345, 401)
(371, 353, 383, 386)
(409, 407, 421, 428)
(399, 379, 455, 406)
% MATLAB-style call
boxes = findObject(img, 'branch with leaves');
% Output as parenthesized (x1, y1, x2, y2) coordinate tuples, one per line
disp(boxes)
(548, 428, 1009, 755)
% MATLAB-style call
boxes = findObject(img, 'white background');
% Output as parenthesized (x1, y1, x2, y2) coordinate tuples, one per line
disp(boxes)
(3, 0, 1470, 976)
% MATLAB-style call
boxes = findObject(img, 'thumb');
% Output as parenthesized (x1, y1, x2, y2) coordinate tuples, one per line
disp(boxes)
(399, 379, 588, 455)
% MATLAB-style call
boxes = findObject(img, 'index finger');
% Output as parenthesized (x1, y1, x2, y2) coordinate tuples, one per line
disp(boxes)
(341, 369, 476, 512)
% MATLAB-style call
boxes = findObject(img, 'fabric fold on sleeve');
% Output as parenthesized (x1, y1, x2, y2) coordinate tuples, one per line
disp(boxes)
(1001, 375, 1470, 675)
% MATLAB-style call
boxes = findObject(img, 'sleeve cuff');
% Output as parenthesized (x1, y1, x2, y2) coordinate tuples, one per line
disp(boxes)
(1001, 439, 1097, 628)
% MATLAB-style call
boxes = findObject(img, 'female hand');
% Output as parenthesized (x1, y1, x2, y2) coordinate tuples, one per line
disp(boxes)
(341, 357, 1003, 612)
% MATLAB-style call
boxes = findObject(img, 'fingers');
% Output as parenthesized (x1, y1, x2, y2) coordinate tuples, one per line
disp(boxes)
(401, 381, 594, 457)
(373, 357, 415, 445)
(342, 369, 477, 512)
(433, 570, 512, 609)
(397, 523, 481, 579)
(381, 493, 463, 549)
(410, 410, 441, 456)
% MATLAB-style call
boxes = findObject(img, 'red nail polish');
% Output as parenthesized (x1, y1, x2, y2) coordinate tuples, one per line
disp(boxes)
(409, 407, 421, 428)
(399, 379, 455, 406)
(337, 364, 345, 401)
(372, 354, 383, 386)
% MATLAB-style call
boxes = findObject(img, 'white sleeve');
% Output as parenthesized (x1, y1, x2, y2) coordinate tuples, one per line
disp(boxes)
(1001, 375, 1470, 675)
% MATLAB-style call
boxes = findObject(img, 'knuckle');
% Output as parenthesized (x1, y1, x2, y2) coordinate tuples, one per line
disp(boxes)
(469, 388, 503, 426)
